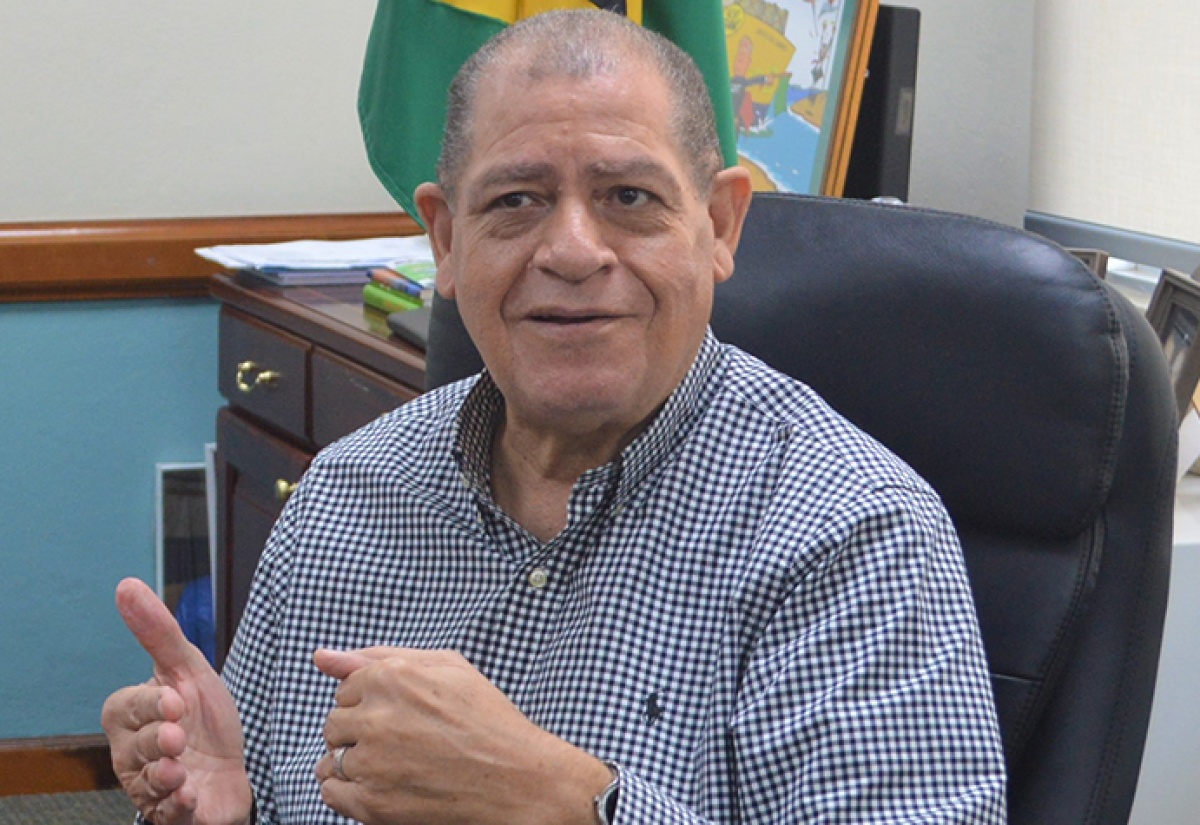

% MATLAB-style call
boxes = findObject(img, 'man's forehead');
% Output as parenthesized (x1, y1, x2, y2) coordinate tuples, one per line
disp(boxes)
(476, 55, 661, 116)
(476, 42, 674, 119)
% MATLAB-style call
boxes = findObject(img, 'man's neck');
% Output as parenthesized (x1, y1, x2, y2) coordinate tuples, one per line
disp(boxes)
(489, 416, 635, 544)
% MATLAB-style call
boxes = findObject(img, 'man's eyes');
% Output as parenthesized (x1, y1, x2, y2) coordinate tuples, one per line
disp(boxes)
(495, 192, 536, 209)
(612, 187, 652, 207)
(488, 187, 656, 211)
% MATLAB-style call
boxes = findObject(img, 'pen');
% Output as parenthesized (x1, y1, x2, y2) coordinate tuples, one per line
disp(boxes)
(370, 268, 429, 298)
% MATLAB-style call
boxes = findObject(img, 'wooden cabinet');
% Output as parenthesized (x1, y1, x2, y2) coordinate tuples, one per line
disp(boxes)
(210, 273, 425, 663)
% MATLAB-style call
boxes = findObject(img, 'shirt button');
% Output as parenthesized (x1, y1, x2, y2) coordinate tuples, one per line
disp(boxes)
(527, 568, 550, 589)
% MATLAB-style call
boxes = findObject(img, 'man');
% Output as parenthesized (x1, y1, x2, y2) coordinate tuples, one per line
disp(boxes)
(103, 10, 1006, 824)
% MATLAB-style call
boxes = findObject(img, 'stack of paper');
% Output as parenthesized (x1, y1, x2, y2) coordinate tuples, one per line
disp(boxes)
(196, 236, 435, 286)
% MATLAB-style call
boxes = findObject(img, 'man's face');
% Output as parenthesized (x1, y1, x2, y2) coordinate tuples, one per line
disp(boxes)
(419, 60, 749, 441)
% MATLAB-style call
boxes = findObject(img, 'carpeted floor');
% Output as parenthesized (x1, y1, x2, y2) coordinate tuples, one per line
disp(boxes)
(0, 789, 135, 824)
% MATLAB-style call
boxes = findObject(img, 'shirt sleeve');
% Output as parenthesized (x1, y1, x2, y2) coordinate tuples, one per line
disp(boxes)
(611, 483, 1007, 824)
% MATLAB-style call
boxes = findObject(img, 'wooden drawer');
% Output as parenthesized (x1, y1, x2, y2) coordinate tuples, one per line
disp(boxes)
(312, 350, 418, 448)
(210, 273, 428, 661)
(219, 307, 310, 440)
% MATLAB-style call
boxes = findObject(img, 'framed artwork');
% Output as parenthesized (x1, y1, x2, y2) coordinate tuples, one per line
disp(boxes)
(725, 0, 879, 196)
(1146, 268, 1200, 420)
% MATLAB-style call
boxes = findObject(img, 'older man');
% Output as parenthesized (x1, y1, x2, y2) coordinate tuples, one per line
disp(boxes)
(103, 10, 1006, 825)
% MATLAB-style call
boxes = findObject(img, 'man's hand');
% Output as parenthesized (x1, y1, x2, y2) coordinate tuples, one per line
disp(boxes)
(313, 647, 612, 825)
(101, 578, 253, 825)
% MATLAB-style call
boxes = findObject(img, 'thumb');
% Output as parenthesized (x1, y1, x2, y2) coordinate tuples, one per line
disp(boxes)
(312, 648, 381, 681)
(115, 577, 207, 678)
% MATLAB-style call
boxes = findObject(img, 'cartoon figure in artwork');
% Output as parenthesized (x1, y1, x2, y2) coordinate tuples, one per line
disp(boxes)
(818, 0, 842, 18)
(730, 35, 776, 133)
(801, 0, 841, 31)
(812, 16, 836, 88)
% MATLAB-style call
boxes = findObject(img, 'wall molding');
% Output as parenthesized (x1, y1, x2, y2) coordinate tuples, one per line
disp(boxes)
(0, 212, 422, 304)
(0, 734, 117, 796)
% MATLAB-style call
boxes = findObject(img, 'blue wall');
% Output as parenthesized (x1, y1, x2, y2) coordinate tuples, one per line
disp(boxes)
(0, 298, 222, 738)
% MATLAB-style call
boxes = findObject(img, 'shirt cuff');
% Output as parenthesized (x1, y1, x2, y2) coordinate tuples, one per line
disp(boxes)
(614, 767, 715, 824)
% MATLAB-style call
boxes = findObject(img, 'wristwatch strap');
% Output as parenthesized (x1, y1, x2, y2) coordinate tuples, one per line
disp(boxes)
(593, 761, 620, 825)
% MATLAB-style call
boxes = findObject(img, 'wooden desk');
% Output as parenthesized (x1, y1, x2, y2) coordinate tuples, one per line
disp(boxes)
(209, 273, 426, 662)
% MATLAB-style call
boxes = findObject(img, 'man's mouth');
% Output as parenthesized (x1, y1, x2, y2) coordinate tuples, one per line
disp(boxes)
(528, 309, 618, 326)
(532, 313, 607, 324)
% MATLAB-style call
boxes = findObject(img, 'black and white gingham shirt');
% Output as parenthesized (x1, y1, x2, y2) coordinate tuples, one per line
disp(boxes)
(224, 332, 1007, 824)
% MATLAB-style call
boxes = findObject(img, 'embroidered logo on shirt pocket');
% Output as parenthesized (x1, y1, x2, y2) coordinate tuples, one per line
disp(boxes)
(643, 690, 664, 725)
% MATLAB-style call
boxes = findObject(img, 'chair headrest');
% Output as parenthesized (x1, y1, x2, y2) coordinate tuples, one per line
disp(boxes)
(713, 194, 1127, 538)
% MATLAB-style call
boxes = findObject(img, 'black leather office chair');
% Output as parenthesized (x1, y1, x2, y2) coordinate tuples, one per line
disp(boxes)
(424, 192, 1177, 825)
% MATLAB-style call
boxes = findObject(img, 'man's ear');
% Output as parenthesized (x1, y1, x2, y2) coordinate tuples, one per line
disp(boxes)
(414, 182, 457, 299)
(708, 166, 753, 285)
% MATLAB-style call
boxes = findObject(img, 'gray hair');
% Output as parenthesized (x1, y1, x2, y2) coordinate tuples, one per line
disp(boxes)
(436, 9, 723, 203)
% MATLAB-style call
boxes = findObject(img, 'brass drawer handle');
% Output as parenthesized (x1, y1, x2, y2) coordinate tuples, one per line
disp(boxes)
(275, 479, 298, 502)
(237, 360, 281, 393)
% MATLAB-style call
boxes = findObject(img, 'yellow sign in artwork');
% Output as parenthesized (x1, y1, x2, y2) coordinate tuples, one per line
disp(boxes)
(725, 8, 795, 116)
(435, 0, 642, 25)
(723, 0, 872, 195)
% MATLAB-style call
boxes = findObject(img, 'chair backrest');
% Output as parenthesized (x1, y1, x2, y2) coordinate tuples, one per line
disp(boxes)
(424, 192, 1177, 825)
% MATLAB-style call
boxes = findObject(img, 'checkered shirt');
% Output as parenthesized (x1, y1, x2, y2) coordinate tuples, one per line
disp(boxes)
(222, 331, 1007, 824)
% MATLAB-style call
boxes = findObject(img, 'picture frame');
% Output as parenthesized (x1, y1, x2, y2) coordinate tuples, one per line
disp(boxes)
(725, 0, 879, 197)
(1067, 247, 1110, 279)
(1145, 268, 1200, 420)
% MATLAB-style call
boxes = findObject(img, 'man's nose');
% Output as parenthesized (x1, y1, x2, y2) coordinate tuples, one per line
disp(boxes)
(533, 199, 616, 282)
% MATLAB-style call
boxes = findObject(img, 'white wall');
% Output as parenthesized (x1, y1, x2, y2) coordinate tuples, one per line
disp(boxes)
(1031, 2, 1200, 245)
(899, 0, 1036, 226)
(0, 1, 1035, 226)
(0, 1, 396, 221)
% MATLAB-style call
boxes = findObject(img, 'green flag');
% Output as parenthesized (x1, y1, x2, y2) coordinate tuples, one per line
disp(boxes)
(358, 0, 736, 221)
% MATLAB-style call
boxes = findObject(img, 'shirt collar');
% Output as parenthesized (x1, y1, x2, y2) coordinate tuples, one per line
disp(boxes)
(453, 330, 725, 503)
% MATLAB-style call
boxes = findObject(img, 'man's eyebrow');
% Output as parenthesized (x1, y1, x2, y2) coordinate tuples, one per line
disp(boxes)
(474, 162, 557, 191)
(470, 157, 686, 200)
(585, 158, 684, 198)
